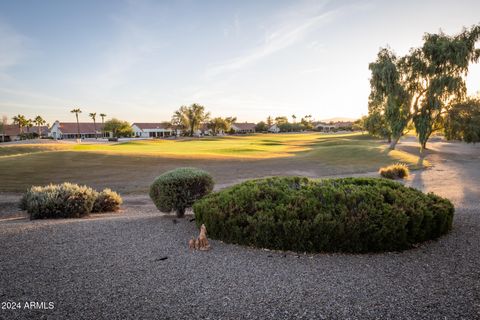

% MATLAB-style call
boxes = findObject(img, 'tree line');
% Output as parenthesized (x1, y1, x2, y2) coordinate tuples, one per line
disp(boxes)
(364, 24, 480, 151)
(255, 115, 315, 132)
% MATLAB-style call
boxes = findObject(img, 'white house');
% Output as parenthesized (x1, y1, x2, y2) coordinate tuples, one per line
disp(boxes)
(231, 122, 256, 134)
(314, 123, 336, 132)
(131, 123, 174, 138)
(49, 121, 107, 139)
(268, 124, 281, 133)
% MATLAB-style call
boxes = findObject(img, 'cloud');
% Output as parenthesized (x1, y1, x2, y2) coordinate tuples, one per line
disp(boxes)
(205, 6, 337, 77)
(223, 13, 241, 38)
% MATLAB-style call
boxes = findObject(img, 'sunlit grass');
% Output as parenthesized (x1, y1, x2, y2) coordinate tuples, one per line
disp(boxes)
(0, 133, 427, 193)
(0, 133, 425, 164)
(69, 133, 360, 159)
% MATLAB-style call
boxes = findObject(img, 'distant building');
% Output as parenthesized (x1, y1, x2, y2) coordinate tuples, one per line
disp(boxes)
(314, 123, 336, 132)
(314, 121, 354, 132)
(0, 125, 48, 142)
(231, 122, 256, 134)
(268, 124, 281, 133)
(131, 123, 174, 138)
(49, 121, 107, 139)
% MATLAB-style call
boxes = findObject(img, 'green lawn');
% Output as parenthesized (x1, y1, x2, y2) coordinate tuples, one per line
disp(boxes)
(0, 133, 425, 193)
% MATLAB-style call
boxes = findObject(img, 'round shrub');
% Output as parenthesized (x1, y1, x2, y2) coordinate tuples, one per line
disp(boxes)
(149, 167, 214, 218)
(193, 177, 454, 253)
(21, 183, 97, 219)
(92, 188, 123, 213)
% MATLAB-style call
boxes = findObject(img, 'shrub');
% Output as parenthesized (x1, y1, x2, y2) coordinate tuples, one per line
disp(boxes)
(193, 177, 454, 253)
(20, 183, 123, 219)
(92, 188, 123, 213)
(21, 183, 97, 219)
(379, 163, 409, 179)
(149, 167, 214, 218)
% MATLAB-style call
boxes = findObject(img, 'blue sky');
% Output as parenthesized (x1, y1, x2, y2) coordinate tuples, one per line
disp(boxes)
(0, 0, 479, 124)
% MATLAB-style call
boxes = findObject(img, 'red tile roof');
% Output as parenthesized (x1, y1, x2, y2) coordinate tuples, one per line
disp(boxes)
(233, 123, 256, 131)
(58, 122, 104, 134)
(132, 123, 171, 130)
(1, 125, 48, 136)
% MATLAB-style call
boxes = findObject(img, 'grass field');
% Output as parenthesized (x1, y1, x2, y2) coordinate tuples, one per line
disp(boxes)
(0, 133, 425, 193)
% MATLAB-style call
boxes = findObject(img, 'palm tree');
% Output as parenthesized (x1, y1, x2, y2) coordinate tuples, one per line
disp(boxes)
(34, 116, 46, 138)
(12, 114, 27, 134)
(70, 108, 82, 139)
(100, 113, 107, 137)
(292, 114, 297, 123)
(89, 112, 97, 139)
(26, 119, 34, 137)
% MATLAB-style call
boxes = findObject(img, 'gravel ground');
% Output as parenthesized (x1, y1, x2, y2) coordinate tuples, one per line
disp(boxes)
(0, 139, 479, 319)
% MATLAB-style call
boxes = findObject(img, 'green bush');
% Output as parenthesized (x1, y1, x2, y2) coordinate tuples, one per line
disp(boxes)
(21, 183, 97, 219)
(379, 163, 410, 179)
(150, 167, 214, 218)
(20, 183, 123, 219)
(193, 177, 454, 253)
(92, 188, 123, 213)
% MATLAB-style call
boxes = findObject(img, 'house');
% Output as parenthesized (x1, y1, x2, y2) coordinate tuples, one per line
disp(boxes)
(231, 122, 256, 134)
(334, 121, 354, 130)
(49, 121, 107, 139)
(315, 121, 354, 132)
(314, 122, 337, 132)
(268, 124, 281, 133)
(0, 125, 49, 142)
(131, 123, 174, 138)
(0, 125, 21, 142)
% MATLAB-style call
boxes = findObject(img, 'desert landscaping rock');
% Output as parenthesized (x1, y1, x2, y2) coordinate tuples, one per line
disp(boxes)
(1, 139, 479, 319)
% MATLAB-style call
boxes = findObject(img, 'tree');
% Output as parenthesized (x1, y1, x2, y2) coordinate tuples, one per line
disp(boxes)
(26, 119, 33, 134)
(89, 112, 97, 139)
(352, 117, 366, 133)
(207, 117, 226, 136)
(444, 97, 480, 143)
(292, 114, 297, 123)
(300, 115, 313, 130)
(12, 114, 27, 134)
(403, 25, 480, 151)
(266, 116, 273, 127)
(100, 113, 107, 137)
(0, 115, 7, 142)
(206, 116, 236, 135)
(364, 111, 391, 141)
(255, 121, 268, 132)
(33, 116, 46, 137)
(172, 103, 210, 137)
(103, 118, 133, 138)
(368, 48, 412, 149)
(70, 108, 82, 138)
(275, 116, 288, 125)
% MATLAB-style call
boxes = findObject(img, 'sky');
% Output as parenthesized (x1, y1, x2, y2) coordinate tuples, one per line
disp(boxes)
(0, 0, 479, 125)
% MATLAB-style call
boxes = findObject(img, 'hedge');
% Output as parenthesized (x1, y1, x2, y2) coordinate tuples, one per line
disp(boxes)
(193, 177, 454, 253)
